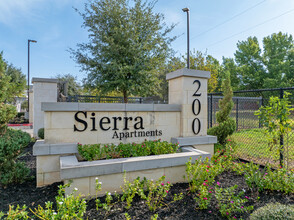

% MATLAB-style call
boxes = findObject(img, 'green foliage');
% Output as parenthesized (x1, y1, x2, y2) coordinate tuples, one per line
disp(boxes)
(184, 156, 226, 193)
(31, 184, 87, 219)
(0, 52, 19, 133)
(38, 128, 45, 139)
(56, 74, 82, 96)
(231, 32, 294, 90)
(5, 63, 27, 101)
(215, 185, 253, 219)
(255, 92, 293, 167)
(165, 51, 220, 93)
(0, 128, 31, 186)
(121, 176, 146, 209)
(194, 184, 213, 209)
(0, 52, 27, 102)
(244, 163, 294, 194)
(71, 0, 176, 102)
(78, 139, 179, 161)
(208, 71, 236, 144)
(0, 103, 17, 133)
(142, 176, 171, 212)
(0, 205, 29, 220)
(250, 203, 294, 220)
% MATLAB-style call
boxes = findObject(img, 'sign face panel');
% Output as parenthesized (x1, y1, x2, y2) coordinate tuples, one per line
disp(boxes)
(44, 110, 181, 145)
(73, 111, 163, 141)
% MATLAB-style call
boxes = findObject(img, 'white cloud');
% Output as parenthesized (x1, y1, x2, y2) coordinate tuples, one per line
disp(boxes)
(0, 0, 44, 25)
(0, 0, 80, 25)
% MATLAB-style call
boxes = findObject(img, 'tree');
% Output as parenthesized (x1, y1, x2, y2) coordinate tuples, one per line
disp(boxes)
(221, 57, 240, 91)
(207, 71, 236, 145)
(232, 32, 294, 90)
(234, 36, 266, 90)
(56, 74, 82, 96)
(165, 51, 221, 93)
(71, 0, 176, 103)
(0, 52, 17, 133)
(5, 64, 27, 101)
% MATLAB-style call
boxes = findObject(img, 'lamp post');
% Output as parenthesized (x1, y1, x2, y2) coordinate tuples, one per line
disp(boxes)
(27, 39, 37, 118)
(182, 7, 190, 69)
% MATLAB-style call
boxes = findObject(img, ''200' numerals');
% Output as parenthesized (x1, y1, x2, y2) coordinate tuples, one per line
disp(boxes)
(192, 80, 201, 135)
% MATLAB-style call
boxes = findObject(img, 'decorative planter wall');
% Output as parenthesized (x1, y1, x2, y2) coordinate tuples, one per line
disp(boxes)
(33, 68, 217, 196)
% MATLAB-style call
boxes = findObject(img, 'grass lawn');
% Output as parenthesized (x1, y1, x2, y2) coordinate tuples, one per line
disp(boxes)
(230, 128, 294, 168)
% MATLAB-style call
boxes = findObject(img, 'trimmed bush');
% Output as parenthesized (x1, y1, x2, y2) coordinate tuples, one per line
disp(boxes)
(250, 203, 294, 220)
(208, 71, 236, 145)
(38, 128, 44, 139)
(0, 128, 31, 186)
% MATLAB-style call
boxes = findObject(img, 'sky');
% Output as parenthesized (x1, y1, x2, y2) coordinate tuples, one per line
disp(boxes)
(1, 0, 294, 85)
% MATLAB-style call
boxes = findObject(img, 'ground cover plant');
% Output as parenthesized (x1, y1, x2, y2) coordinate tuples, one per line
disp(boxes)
(78, 139, 180, 161)
(2, 142, 294, 220)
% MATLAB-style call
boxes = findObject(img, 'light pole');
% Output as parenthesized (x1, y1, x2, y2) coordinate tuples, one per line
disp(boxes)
(182, 7, 190, 69)
(27, 39, 37, 118)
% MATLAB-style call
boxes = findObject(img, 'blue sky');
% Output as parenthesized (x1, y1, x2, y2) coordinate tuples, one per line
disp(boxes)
(0, 0, 294, 84)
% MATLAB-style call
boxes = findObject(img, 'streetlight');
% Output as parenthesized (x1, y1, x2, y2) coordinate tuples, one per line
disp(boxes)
(27, 39, 37, 119)
(182, 7, 190, 69)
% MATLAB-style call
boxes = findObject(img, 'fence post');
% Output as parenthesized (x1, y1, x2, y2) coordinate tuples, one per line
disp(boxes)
(236, 98, 239, 131)
(259, 97, 263, 128)
(210, 94, 213, 128)
(280, 88, 284, 167)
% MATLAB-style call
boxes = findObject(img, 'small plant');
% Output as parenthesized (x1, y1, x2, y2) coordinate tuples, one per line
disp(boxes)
(255, 92, 293, 168)
(95, 178, 120, 217)
(244, 162, 265, 192)
(194, 185, 213, 209)
(37, 128, 44, 139)
(215, 185, 253, 219)
(185, 157, 224, 193)
(0, 205, 29, 219)
(31, 184, 87, 219)
(141, 176, 171, 212)
(250, 202, 294, 220)
(121, 175, 146, 209)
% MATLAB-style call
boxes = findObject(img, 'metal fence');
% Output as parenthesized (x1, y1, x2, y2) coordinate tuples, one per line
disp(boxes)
(208, 87, 294, 169)
(66, 95, 167, 104)
(66, 88, 294, 169)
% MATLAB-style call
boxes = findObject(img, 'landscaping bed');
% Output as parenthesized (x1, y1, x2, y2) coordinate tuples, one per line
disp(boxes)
(1, 143, 294, 219)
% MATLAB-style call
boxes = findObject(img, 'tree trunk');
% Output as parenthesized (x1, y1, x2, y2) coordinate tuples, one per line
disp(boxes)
(123, 90, 128, 103)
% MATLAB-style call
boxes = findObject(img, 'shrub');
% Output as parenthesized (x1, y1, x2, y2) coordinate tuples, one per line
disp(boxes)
(0, 103, 17, 134)
(208, 71, 236, 145)
(38, 128, 45, 139)
(0, 128, 31, 186)
(78, 139, 180, 161)
(250, 203, 294, 220)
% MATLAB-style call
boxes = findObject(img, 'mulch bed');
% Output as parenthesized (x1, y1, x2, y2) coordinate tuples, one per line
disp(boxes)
(1, 143, 294, 219)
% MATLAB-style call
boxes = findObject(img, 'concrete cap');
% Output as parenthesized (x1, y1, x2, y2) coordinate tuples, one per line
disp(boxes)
(41, 102, 181, 112)
(32, 77, 59, 84)
(166, 68, 211, 80)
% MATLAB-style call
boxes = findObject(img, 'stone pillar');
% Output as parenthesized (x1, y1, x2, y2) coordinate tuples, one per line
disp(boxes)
(32, 78, 58, 137)
(167, 68, 217, 154)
